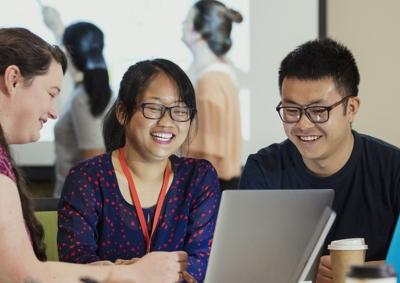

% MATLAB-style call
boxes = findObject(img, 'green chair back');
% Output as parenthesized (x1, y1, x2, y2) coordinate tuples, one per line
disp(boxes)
(33, 198, 59, 261)
(35, 210, 58, 261)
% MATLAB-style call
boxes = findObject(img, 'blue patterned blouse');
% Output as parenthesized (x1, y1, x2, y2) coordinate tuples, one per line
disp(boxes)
(58, 153, 221, 282)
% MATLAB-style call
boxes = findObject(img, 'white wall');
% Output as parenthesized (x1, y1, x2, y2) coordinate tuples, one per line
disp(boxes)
(7, 0, 319, 166)
(327, 0, 400, 147)
(241, 0, 318, 162)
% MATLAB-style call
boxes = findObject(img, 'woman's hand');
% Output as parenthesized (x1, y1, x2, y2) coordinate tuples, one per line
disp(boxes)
(88, 260, 115, 266)
(123, 251, 188, 283)
(115, 258, 140, 265)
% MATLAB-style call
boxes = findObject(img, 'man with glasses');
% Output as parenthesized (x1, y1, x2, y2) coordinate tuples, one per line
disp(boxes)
(240, 38, 400, 282)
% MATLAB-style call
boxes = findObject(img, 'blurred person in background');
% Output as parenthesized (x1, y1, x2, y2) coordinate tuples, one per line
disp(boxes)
(42, 8, 112, 197)
(181, 0, 243, 190)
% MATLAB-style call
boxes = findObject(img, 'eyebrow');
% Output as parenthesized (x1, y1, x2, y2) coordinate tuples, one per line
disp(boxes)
(145, 97, 185, 104)
(282, 98, 326, 107)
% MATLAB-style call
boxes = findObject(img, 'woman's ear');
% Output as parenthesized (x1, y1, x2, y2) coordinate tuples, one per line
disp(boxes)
(3, 65, 22, 96)
(116, 103, 126, 125)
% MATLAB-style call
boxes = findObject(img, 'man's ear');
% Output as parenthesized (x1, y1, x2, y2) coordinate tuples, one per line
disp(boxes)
(347, 96, 360, 123)
(3, 65, 22, 96)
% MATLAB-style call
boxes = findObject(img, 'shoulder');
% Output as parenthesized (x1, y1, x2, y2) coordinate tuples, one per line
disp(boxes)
(197, 71, 236, 90)
(171, 155, 217, 177)
(171, 155, 221, 202)
(246, 139, 295, 167)
(356, 131, 400, 159)
(171, 155, 219, 193)
(0, 147, 16, 182)
(67, 153, 111, 178)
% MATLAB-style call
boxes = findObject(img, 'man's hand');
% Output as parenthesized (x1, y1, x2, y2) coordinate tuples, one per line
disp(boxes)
(316, 255, 333, 283)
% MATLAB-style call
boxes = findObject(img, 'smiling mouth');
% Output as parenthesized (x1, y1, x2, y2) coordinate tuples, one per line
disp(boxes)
(151, 132, 175, 142)
(298, 135, 321, 142)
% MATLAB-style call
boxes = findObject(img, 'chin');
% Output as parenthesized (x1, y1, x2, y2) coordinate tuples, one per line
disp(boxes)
(29, 133, 40, 143)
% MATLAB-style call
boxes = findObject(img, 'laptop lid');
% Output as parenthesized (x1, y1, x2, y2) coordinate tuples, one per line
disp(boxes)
(204, 189, 335, 283)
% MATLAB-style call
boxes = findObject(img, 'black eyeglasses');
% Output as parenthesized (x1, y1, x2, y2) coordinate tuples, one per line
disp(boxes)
(140, 103, 193, 122)
(276, 96, 351, 124)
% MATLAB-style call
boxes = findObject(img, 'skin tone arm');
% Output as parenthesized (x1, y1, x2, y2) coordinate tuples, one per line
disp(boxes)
(0, 174, 187, 283)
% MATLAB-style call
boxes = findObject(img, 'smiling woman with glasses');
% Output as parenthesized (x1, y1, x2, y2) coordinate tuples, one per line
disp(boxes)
(276, 95, 351, 123)
(57, 58, 220, 283)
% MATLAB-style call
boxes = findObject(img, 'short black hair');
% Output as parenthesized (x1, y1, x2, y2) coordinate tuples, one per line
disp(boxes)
(278, 38, 360, 97)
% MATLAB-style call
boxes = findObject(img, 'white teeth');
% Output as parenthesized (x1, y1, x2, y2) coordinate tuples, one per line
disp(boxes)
(299, 136, 320, 141)
(151, 132, 173, 141)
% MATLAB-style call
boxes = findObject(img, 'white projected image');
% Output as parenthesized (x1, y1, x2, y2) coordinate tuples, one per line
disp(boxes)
(4, 0, 249, 165)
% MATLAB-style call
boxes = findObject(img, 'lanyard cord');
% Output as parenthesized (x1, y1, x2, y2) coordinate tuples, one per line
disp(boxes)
(118, 148, 170, 253)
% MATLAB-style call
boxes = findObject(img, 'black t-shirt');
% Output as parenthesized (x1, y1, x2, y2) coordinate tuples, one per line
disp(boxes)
(240, 131, 400, 260)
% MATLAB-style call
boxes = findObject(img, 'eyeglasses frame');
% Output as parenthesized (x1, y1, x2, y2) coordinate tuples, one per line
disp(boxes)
(140, 102, 193, 122)
(275, 95, 352, 124)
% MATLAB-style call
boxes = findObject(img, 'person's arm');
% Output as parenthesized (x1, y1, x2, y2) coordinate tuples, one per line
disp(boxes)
(239, 154, 270, 190)
(184, 161, 221, 282)
(57, 164, 103, 263)
(0, 174, 187, 283)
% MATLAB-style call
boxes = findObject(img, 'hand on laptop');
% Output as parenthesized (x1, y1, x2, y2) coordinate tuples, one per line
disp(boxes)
(316, 255, 333, 283)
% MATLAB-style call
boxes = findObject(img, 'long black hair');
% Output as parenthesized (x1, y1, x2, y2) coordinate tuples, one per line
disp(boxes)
(0, 27, 67, 261)
(103, 58, 197, 152)
(63, 22, 111, 117)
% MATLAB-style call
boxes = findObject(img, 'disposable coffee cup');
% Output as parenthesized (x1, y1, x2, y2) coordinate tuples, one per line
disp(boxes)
(328, 238, 368, 283)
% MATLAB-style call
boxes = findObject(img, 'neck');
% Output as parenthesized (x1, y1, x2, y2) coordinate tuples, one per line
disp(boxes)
(189, 40, 223, 74)
(303, 131, 355, 177)
(123, 148, 169, 183)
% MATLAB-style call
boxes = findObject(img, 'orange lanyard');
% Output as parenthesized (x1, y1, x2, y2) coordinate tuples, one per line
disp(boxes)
(118, 148, 170, 253)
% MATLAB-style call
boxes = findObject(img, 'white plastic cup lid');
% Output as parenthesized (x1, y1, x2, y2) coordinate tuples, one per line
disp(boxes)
(328, 238, 368, 250)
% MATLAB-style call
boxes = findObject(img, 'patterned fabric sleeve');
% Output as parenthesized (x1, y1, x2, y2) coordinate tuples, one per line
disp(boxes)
(57, 163, 102, 263)
(184, 160, 221, 282)
(0, 147, 16, 182)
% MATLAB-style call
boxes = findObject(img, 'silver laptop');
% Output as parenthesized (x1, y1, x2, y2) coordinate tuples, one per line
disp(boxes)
(204, 189, 335, 283)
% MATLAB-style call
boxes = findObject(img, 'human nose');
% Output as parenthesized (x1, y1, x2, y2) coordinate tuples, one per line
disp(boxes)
(157, 108, 174, 125)
(49, 102, 58, 120)
(296, 109, 314, 129)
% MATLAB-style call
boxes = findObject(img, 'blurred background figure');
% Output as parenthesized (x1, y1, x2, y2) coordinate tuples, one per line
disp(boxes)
(44, 9, 112, 197)
(181, 0, 243, 190)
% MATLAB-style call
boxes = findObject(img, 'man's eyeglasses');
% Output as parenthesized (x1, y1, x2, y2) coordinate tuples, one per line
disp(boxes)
(276, 96, 351, 124)
(141, 103, 193, 122)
